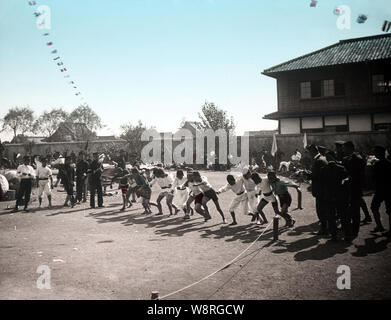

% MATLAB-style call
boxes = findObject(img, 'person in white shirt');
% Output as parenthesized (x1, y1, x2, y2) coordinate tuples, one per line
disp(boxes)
(13, 156, 36, 212)
(251, 172, 279, 225)
(172, 170, 190, 215)
(217, 175, 247, 225)
(150, 168, 180, 216)
(180, 171, 209, 221)
(241, 167, 258, 217)
(36, 157, 53, 208)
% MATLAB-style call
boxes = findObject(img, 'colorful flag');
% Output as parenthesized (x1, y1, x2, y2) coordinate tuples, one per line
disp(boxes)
(310, 0, 317, 7)
(383, 20, 391, 32)
(28, 1, 36, 6)
(51, 50, 57, 54)
(69, 81, 75, 84)
(357, 14, 368, 24)
(53, 56, 60, 60)
(33, 12, 41, 17)
(60, 68, 67, 72)
(57, 62, 64, 66)
(333, 7, 341, 16)
(47, 42, 53, 46)
(271, 133, 278, 157)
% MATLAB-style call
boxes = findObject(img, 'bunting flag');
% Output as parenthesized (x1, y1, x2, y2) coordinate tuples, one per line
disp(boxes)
(357, 14, 368, 24)
(333, 7, 341, 16)
(310, 0, 317, 7)
(27, 0, 87, 104)
(383, 20, 391, 32)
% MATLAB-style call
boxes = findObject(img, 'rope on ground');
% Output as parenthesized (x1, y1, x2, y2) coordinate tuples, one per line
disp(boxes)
(159, 220, 273, 300)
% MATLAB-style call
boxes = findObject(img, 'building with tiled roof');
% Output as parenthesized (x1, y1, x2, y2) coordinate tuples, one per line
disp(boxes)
(262, 34, 391, 135)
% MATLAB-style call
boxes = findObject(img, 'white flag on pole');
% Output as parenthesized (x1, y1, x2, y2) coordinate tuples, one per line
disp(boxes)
(303, 132, 308, 149)
(271, 133, 278, 157)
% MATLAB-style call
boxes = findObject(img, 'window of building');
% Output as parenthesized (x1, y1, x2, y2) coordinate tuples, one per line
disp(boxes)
(323, 125, 348, 132)
(300, 82, 311, 99)
(323, 80, 335, 97)
(372, 74, 391, 94)
(300, 79, 345, 99)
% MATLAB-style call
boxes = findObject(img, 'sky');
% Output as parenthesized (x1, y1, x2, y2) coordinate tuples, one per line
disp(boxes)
(0, 0, 390, 141)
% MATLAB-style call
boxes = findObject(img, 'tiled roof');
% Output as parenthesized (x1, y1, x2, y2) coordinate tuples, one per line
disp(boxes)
(263, 34, 391, 75)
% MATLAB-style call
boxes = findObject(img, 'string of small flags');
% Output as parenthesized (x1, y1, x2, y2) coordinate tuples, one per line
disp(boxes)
(310, 1, 391, 32)
(27, 1, 87, 103)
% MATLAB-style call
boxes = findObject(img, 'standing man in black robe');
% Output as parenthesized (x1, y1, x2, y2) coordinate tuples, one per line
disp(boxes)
(89, 152, 104, 208)
(76, 151, 89, 204)
(370, 145, 391, 237)
(306, 144, 328, 235)
(342, 141, 366, 239)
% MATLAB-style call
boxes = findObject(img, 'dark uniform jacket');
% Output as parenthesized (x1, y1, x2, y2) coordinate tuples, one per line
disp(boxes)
(310, 154, 328, 198)
(76, 160, 89, 180)
(373, 158, 391, 195)
(343, 153, 366, 197)
(320, 161, 348, 203)
(89, 160, 103, 184)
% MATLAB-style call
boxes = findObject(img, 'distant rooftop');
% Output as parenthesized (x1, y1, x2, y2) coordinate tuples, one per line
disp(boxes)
(263, 34, 391, 76)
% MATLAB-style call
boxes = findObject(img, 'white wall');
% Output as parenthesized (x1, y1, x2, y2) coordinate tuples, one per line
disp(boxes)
(349, 114, 372, 132)
(280, 118, 300, 134)
(324, 115, 347, 126)
(302, 117, 323, 129)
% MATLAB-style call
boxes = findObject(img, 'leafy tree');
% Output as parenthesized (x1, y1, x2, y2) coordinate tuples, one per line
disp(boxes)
(1, 107, 36, 138)
(35, 108, 69, 137)
(198, 101, 235, 132)
(120, 120, 149, 158)
(69, 105, 103, 132)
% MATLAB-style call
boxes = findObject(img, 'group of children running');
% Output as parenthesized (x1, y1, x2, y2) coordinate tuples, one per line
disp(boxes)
(112, 166, 302, 227)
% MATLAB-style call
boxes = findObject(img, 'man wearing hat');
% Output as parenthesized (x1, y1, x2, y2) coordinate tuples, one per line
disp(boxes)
(370, 145, 391, 237)
(342, 141, 366, 239)
(88, 152, 104, 208)
(306, 144, 328, 235)
(12, 156, 36, 212)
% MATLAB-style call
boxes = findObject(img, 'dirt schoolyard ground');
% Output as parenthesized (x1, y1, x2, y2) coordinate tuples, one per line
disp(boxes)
(0, 171, 390, 300)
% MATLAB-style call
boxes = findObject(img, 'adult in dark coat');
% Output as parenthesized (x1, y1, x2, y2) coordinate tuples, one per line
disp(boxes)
(321, 151, 349, 242)
(370, 145, 391, 237)
(89, 152, 104, 208)
(76, 152, 89, 203)
(306, 144, 328, 235)
(342, 141, 366, 239)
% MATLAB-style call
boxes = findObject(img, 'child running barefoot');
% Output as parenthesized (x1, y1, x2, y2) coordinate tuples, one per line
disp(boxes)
(217, 175, 247, 225)
(130, 168, 152, 214)
(267, 171, 302, 228)
(250, 172, 278, 225)
(118, 171, 130, 211)
(150, 168, 180, 216)
(181, 171, 209, 221)
(172, 170, 190, 217)
(192, 171, 226, 223)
